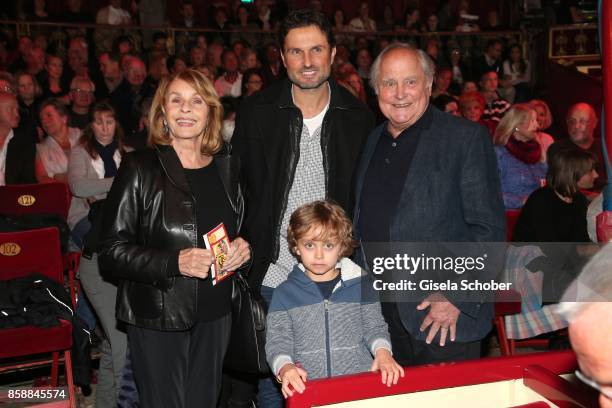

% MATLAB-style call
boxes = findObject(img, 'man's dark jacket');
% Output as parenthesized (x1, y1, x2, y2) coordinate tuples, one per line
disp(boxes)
(354, 107, 506, 342)
(98, 144, 244, 330)
(5, 128, 36, 185)
(232, 78, 374, 289)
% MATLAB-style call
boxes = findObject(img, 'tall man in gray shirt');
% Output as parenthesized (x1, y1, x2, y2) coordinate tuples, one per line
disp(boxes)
(232, 9, 374, 407)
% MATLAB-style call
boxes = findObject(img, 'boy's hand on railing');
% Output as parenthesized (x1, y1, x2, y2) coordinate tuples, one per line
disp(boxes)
(278, 363, 308, 398)
(371, 348, 404, 387)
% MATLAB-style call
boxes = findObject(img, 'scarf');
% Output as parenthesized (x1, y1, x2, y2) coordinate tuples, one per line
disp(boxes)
(505, 135, 541, 164)
(93, 139, 118, 178)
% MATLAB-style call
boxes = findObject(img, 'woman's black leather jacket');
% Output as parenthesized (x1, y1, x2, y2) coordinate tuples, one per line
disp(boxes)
(98, 144, 244, 330)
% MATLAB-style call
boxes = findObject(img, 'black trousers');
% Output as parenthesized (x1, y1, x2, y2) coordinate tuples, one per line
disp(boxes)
(128, 314, 232, 408)
(382, 302, 481, 367)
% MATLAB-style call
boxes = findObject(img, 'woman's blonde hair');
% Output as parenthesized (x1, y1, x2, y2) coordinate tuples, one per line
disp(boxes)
(148, 69, 224, 155)
(493, 103, 534, 146)
(528, 99, 553, 130)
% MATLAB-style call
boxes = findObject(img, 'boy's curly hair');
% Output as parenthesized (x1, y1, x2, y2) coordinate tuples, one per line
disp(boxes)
(287, 200, 358, 258)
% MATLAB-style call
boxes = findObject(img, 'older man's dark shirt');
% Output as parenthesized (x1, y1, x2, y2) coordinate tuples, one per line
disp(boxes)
(359, 105, 433, 243)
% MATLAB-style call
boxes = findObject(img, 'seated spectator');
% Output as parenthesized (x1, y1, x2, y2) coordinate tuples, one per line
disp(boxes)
(67, 36, 91, 79)
(113, 35, 135, 57)
(242, 68, 264, 98)
(424, 13, 440, 32)
(355, 48, 372, 81)
(96, 52, 123, 99)
(209, 7, 231, 47)
(503, 44, 531, 103)
(231, 5, 259, 48)
(255, 0, 279, 32)
(338, 70, 367, 104)
(331, 9, 350, 46)
(68, 76, 96, 130)
(189, 46, 205, 68)
(482, 10, 504, 31)
(528, 99, 555, 163)
(462, 80, 478, 94)
(206, 42, 224, 71)
(215, 50, 242, 98)
(67, 101, 129, 242)
(473, 39, 503, 81)
(195, 64, 216, 84)
(424, 38, 443, 66)
(40, 52, 69, 101)
(432, 67, 453, 99)
(376, 5, 394, 32)
(110, 57, 152, 148)
(144, 55, 168, 92)
(9, 36, 32, 73)
(0, 93, 36, 185)
(260, 43, 286, 86)
(458, 91, 496, 135)
(503, 149, 596, 347)
(68, 101, 130, 406)
(35, 98, 81, 184)
(28, 0, 50, 21)
(151, 32, 169, 57)
(64, 0, 93, 24)
(479, 70, 511, 123)
(432, 94, 460, 117)
(167, 55, 188, 76)
(494, 104, 547, 209)
(395, 6, 421, 34)
(96, 0, 131, 25)
(239, 47, 259, 72)
(548, 102, 608, 195)
(15, 71, 42, 142)
(448, 47, 470, 94)
(0, 73, 16, 97)
(349, 2, 377, 32)
(513, 148, 596, 243)
(25, 46, 46, 78)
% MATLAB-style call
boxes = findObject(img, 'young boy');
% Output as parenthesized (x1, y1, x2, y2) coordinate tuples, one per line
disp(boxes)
(265, 200, 404, 399)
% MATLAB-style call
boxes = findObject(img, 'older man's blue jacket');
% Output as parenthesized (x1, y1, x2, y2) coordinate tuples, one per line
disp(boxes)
(353, 105, 506, 342)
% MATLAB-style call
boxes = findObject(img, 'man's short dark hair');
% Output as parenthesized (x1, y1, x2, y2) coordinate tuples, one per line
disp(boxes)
(278, 9, 334, 51)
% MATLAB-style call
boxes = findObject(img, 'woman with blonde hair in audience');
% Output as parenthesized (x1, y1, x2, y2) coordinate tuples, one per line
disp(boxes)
(99, 69, 251, 407)
(494, 104, 547, 209)
(35, 98, 81, 184)
(68, 101, 131, 407)
(528, 99, 555, 162)
(458, 91, 496, 135)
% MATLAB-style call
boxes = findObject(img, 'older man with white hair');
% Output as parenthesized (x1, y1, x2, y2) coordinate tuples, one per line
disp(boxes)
(558, 244, 612, 407)
(353, 43, 505, 366)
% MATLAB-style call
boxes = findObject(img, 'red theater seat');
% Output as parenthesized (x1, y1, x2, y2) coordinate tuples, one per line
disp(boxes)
(0, 183, 71, 220)
(0, 228, 76, 408)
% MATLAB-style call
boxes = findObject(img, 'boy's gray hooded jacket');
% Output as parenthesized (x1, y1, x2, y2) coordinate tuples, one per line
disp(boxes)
(265, 258, 391, 379)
